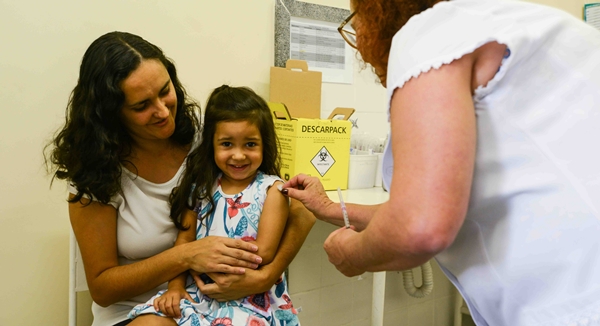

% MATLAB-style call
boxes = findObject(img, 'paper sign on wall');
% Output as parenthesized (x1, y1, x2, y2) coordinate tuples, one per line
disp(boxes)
(584, 3, 600, 30)
(290, 16, 354, 84)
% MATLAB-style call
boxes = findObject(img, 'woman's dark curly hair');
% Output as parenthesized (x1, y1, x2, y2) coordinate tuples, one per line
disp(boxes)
(45, 31, 200, 204)
(353, 0, 445, 85)
(169, 85, 281, 230)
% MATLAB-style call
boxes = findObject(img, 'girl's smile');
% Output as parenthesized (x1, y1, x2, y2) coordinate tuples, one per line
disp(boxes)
(213, 120, 263, 189)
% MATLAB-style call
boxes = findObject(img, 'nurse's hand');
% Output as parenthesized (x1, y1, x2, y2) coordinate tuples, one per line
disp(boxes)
(281, 174, 338, 221)
(323, 226, 364, 277)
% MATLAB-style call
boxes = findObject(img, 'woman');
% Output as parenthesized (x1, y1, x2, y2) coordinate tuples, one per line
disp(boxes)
(282, 0, 600, 325)
(46, 31, 314, 326)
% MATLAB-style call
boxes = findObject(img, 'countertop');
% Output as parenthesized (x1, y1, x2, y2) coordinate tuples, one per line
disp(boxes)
(326, 186, 389, 205)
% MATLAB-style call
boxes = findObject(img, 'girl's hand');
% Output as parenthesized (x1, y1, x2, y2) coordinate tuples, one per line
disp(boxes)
(185, 236, 262, 274)
(153, 288, 194, 318)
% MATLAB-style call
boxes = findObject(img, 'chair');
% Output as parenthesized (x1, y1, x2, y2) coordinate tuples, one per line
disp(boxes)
(69, 231, 89, 326)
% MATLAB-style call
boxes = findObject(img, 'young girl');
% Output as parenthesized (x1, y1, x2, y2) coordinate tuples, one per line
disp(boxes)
(128, 85, 299, 326)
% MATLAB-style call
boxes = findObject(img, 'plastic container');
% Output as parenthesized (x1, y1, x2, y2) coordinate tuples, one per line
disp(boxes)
(347, 153, 378, 189)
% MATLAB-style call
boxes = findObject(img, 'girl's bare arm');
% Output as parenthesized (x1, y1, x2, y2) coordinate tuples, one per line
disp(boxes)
(250, 181, 289, 264)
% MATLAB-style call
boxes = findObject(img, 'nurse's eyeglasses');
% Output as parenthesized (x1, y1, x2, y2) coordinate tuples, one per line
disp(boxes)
(338, 11, 357, 49)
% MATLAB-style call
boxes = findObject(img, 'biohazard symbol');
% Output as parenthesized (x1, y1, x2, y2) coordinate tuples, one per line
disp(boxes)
(319, 150, 329, 162)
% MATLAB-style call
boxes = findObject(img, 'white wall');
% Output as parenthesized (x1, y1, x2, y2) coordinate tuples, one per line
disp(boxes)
(0, 0, 385, 325)
(527, 0, 590, 17)
(0, 0, 595, 325)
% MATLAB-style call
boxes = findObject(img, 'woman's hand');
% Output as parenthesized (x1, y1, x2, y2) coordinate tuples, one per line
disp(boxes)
(323, 226, 365, 277)
(153, 287, 194, 318)
(184, 236, 262, 275)
(191, 197, 317, 302)
(192, 270, 262, 302)
(281, 174, 337, 221)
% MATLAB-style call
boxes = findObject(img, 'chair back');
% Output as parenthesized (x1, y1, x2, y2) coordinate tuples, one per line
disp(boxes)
(69, 231, 88, 326)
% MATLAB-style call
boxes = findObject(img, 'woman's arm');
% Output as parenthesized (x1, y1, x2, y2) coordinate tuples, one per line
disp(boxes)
(324, 50, 479, 276)
(197, 198, 315, 301)
(281, 174, 380, 231)
(341, 203, 381, 231)
(70, 196, 261, 307)
(249, 181, 289, 265)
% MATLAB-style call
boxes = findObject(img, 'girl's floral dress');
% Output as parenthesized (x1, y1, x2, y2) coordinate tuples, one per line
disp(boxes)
(129, 172, 300, 326)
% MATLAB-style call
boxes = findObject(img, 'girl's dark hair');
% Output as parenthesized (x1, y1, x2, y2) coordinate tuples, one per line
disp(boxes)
(45, 31, 200, 204)
(353, 0, 444, 85)
(169, 85, 281, 230)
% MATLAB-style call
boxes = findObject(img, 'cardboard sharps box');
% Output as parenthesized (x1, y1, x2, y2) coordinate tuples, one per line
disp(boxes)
(270, 59, 321, 119)
(269, 102, 354, 190)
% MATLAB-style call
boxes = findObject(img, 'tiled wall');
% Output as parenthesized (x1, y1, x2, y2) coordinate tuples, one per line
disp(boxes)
(289, 220, 462, 326)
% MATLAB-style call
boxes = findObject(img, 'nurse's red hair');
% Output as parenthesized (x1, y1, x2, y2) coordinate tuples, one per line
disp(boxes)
(353, 0, 444, 86)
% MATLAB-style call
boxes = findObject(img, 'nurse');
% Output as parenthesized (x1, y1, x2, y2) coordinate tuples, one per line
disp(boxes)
(282, 0, 600, 325)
